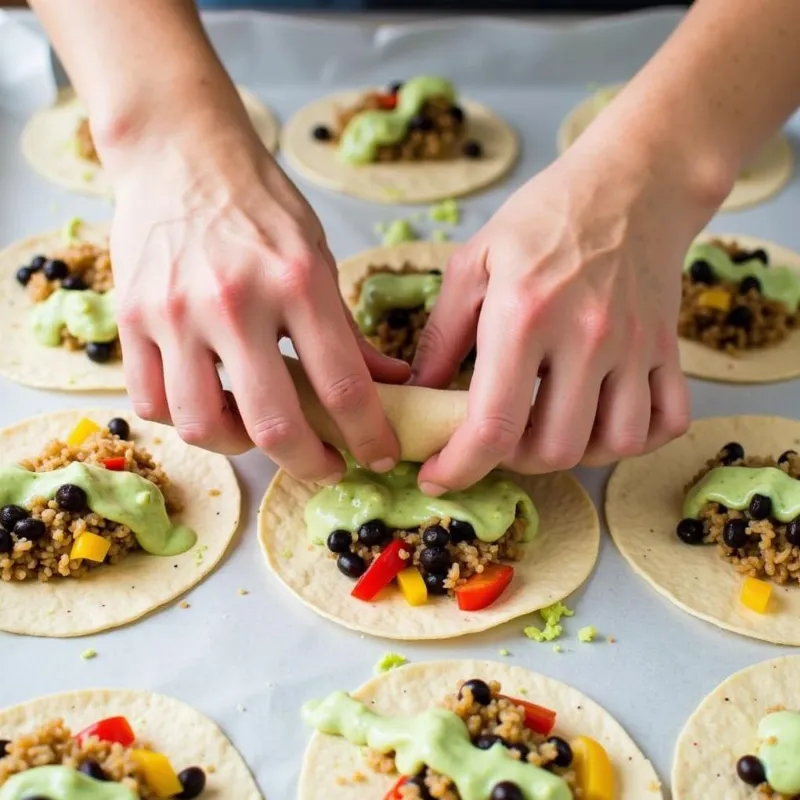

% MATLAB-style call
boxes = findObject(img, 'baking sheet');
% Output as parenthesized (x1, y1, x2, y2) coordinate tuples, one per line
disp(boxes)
(0, 8, 799, 798)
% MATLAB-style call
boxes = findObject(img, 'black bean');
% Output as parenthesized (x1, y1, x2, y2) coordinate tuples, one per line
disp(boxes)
(723, 519, 748, 549)
(327, 530, 352, 554)
(726, 305, 752, 329)
(389, 82, 404, 95)
(490, 782, 524, 800)
(44, 259, 69, 281)
(336, 552, 366, 579)
(86, 342, 114, 363)
(312, 125, 332, 141)
(424, 572, 448, 595)
(739, 276, 761, 295)
(422, 525, 449, 549)
(720, 442, 745, 465)
(30, 255, 47, 271)
(736, 755, 766, 786)
(458, 678, 492, 705)
(107, 418, 130, 439)
(688, 259, 716, 285)
(449, 519, 475, 544)
(79, 759, 108, 781)
(0, 529, 12, 554)
(428, 268, 442, 276)
(408, 114, 434, 131)
(176, 766, 207, 799)
(448, 105, 465, 123)
(61, 275, 87, 291)
(786, 518, 800, 546)
(358, 519, 391, 548)
(475, 733, 505, 750)
(463, 140, 483, 159)
(420, 546, 451, 575)
(1, 505, 28, 531)
(716, 503, 728, 514)
(676, 518, 705, 545)
(732, 249, 769, 265)
(56, 484, 88, 513)
(547, 736, 574, 767)
(749, 494, 772, 520)
(14, 518, 45, 542)
(778, 450, 797, 465)
(0, 739, 9, 755)
(15, 266, 34, 286)
(385, 308, 411, 330)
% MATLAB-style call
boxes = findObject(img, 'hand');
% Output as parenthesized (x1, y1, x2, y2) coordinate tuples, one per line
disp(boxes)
(103, 92, 407, 481)
(410, 139, 724, 493)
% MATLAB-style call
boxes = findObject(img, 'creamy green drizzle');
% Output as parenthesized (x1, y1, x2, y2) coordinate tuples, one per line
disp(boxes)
(30, 288, 117, 347)
(354, 273, 442, 334)
(684, 242, 800, 310)
(684, 466, 800, 523)
(340, 76, 456, 164)
(0, 766, 136, 800)
(305, 461, 537, 545)
(758, 711, 800, 794)
(303, 692, 571, 800)
(0, 463, 195, 555)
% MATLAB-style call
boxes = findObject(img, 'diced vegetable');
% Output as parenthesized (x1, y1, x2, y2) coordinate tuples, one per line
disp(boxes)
(377, 94, 398, 110)
(130, 750, 183, 798)
(696, 289, 732, 312)
(70, 532, 111, 563)
(67, 418, 101, 447)
(75, 716, 135, 747)
(455, 564, 514, 611)
(397, 567, 428, 606)
(351, 538, 410, 602)
(101, 456, 126, 471)
(571, 735, 615, 800)
(499, 695, 557, 736)
(383, 775, 408, 800)
(741, 576, 772, 613)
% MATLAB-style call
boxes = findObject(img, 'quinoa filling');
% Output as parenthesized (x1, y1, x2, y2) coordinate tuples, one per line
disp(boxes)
(676, 443, 800, 584)
(679, 240, 799, 354)
(0, 419, 180, 583)
(75, 118, 100, 164)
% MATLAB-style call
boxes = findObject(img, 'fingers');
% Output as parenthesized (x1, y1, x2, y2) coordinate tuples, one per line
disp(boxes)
(117, 322, 170, 425)
(647, 348, 692, 450)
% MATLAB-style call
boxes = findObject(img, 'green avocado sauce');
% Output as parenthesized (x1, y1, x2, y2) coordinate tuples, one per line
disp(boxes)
(303, 692, 571, 800)
(758, 710, 800, 794)
(355, 272, 442, 334)
(30, 288, 117, 347)
(0, 766, 136, 800)
(684, 242, 800, 310)
(305, 461, 537, 546)
(340, 76, 456, 164)
(0, 463, 195, 556)
(684, 466, 800, 523)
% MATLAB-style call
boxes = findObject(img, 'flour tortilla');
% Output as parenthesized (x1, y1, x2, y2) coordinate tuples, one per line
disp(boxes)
(0, 409, 241, 637)
(0, 223, 125, 392)
(558, 85, 793, 212)
(679, 233, 800, 384)
(21, 86, 279, 197)
(282, 89, 518, 204)
(0, 689, 261, 799)
(672, 655, 800, 799)
(300, 660, 663, 799)
(606, 415, 800, 645)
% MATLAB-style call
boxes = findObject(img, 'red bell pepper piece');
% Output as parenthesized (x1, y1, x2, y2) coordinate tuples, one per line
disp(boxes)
(351, 538, 410, 602)
(383, 776, 408, 800)
(455, 564, 514, 611)
(101, 457, 126, 471)
(499, 695, 557, 736)
(376, 94, 398, 110)
(75, 716, 135, 747)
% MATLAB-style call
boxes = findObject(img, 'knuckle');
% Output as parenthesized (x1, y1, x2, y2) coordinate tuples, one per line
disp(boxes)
(211, 274, 249, 321)
(251, 414, 298, 453)
(322, 372, 370, 415)
(665, 407, 692, 439)
(611, 428, 649, 458)
(275, 253, 316, 299)
(474, 413, 521, 456)
(579, 304, 612, 348)
(175, 420, 214, 448)
(116, 302, 143, 332)
(132, 401, 166, 423)
(538, 439, 583, 471)
(163, 289, 188, 324)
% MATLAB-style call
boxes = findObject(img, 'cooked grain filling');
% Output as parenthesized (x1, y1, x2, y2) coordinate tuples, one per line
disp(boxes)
(75, 118, 100, 164)
(678, 239, 799, 354)
(335, 94, 465, 161)
(364, 680, 580, 800)
(689, 449, 800, 584)
(0, 429, 180, 583)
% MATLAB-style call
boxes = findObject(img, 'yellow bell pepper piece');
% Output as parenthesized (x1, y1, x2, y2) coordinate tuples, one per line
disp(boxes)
(70, 532, 110, 563)
(696, 289, 732, 312)
(571, 735, 615, 800)
(397, 567, 428, 606)
(67, 418, 101, 447)
(131, 750, 183, 798)
(741, 576, 772, 613)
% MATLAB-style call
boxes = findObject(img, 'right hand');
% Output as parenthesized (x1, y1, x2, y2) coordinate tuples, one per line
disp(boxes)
(99, 89, 407, 482)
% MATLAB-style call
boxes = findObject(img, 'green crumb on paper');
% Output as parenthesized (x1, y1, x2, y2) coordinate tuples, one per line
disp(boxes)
(518, 687, 528, 695)
(498, 648, 510, 657)
(578, 625, 598, 643)
(524, 602, 575, 643)
(62, 216, 83, 243)
(540, 601, 574, 626)
(375, 652, 408, 674)
(195, 545, 208, 566)
(81, 649, 97, 660)
(382, 219, 418, 246)
(282, 549, 294, 559)
(553, 645, 563, 654)
(428, 198, 461, 225)
(431, 229, 449, 243)
(373, 221, 388, 236)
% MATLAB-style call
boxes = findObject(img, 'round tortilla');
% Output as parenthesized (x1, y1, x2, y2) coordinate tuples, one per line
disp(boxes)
(558, 86, 793, 212)
(0, 408, 241, 638)
(21, 86, 279, 197)
(0, 222, 125, 392)
(259, 447, 599, 640)
(606, 415, 800, 645)
(281, 89, 518, 204)
(672, 655, 800, 799)
(299, 659, 663, 799)
(678, 233, 800, 384)
(0, 689, 261, 798)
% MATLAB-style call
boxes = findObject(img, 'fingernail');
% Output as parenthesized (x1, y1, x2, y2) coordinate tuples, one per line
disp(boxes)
(369, 457, 396, 474)
(420, 481, 447, 497)
(317, 471, 345, 487)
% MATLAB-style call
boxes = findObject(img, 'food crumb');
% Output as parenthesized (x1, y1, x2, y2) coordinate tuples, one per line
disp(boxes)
(352, 771, 367, 783)
(381, 219, 418, 246)
(498, 648, 510, 657)
(81, 649, 97, 660)
(381, 187, 404, 201)
(62, 216, 83, 244)
(428, 198, 461, 225)
(431, 229, 449, 242)
(238, 588, 249, 596)
(236, 704, 246, 713)
(335, 776, 347, 786)
(518, 687, 528, 695)
(82, 171, 94, 182)
(206, 765, 216, 775)
(179, 602, 190, 610)
(194, 545, 208, 566)
(578, 625, 598, 643)
(153, 437, 162, 444)
(282, 549, 294, 559)
(375, 652, 408, 674)
(553, 645, 563, 654)
(208, 488, 221, 497)
(608, 636, 616, 644)
(524, 602, 575, 643)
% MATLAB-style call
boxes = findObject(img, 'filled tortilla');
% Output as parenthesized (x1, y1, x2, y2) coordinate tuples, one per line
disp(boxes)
(0, 222, 124, 391)
(338, 241, 473, 387)
(672, 655, 800, 799)
(606, 415, 800, 645)
(300, 659, 662, 799)
(558, 84, 793, 212)
(282, 76, 518, 203)
(0, 688, 261, 799)
(259, 360, 599, 640)
(21, 86, 279, 197)
(0, 408, 240, 637)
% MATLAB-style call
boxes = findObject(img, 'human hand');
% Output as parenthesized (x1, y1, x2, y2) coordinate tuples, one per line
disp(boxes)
(410, 138, 727, 493)
(101, 91, 407, 481)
